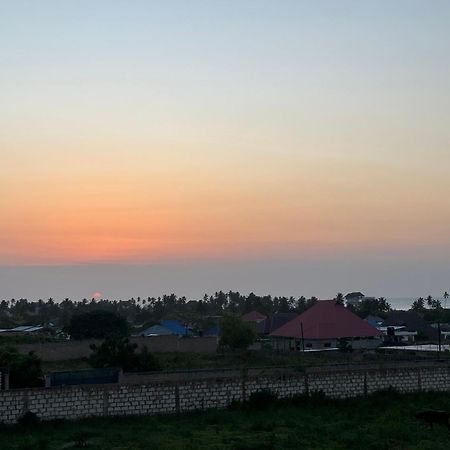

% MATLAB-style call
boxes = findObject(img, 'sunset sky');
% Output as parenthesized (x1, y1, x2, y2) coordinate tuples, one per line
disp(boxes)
(1, 1, 450, 299)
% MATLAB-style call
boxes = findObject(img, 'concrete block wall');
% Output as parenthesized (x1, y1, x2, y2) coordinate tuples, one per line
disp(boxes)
(107, 384, 176, 417)
(245, 376, 306, 400)
(178, 379, 242, 412)
(2, 364, 450, 424)
(420, 367, 450, 392)
(308, 370, 366, 399)
(366, 368, 419, 394)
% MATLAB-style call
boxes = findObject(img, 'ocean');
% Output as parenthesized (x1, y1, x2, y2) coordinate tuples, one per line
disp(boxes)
(387, 297, 449, 311)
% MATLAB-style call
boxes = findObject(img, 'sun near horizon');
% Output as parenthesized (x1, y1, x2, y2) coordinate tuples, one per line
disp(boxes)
(2, 1, 450, 298)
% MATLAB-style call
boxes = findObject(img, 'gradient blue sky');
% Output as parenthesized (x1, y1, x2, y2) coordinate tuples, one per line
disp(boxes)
(1, 1, 450, 300)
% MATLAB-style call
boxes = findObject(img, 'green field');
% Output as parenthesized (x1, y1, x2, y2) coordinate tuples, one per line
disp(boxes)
(39, 348, 450, 374)
(1, 391, 450, 450)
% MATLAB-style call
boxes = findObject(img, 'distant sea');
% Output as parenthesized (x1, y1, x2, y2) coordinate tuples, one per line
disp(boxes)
(387, 297, 449, 311)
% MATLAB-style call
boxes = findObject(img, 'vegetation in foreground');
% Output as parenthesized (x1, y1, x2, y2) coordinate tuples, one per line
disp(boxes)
(1, 391, 450, 450)
(37, 346, 450, 376)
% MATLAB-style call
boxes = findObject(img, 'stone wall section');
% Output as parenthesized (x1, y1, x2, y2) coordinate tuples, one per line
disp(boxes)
(1, 364, 450, 424)
(178, 379, 242, 412)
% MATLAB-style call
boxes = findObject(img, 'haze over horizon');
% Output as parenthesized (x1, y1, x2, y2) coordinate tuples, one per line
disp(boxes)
(2, 1, 450, 299)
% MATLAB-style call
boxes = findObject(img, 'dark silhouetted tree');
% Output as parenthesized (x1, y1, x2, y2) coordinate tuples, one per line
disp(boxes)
(65, 310, 129, 339)
(89, 337, 160, 372)
(0, 347, 43, 388)
(219, 315, 256, 351)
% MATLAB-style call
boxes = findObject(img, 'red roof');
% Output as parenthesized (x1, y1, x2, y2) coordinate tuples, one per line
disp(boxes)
(241, 310, 267, 323)
(270, 300, 382, 339)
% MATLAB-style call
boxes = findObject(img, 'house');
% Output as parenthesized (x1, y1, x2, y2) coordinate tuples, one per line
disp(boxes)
(241, 310, 267, 323)
(345, 292, 365, 307)
(364, 314, 417, 344)
(383, 311, 438, 341)
(270, 300, 382, 351)
(431, 323, 450, 342)
(378, 326, 417, 344)
(159, 319, 193, 336)
(256, 313, 298, 336)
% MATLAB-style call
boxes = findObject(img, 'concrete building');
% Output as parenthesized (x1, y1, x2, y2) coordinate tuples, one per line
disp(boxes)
(270, 300, 382, 351)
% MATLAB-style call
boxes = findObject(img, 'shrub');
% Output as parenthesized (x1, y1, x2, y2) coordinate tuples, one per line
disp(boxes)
(219, 315, 256, 351)
(337, 338, 353, 353)
(0, 347, 43, 388)
(18, 411, 40, 426)
(89, 337, 161, 372)
(309, 390, 327, 404)
(246, 389, 278, 410)
(65, 310, 129, 340)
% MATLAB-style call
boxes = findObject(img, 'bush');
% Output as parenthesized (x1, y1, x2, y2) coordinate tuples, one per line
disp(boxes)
(65, 310, 129, 340)
(0, 346, 43, 388)
(288, 390, 329, 406)
(308, 390, 327, 404)
(18, 411, 40, 426)
(219, 315, 256, 351)
(246, 390, 278, 410)
(89, 337, 161, 372)
(338, 338, 353, 353)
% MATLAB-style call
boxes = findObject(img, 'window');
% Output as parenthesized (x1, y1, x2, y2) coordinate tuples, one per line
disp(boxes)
(323, 343, 331, 348)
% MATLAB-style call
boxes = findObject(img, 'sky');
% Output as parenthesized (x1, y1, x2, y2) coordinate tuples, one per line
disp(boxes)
(1, 1, 450, 300)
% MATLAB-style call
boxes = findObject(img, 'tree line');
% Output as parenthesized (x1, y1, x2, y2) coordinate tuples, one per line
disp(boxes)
(0, 292, 321, 328)
(4, 291, 449, 330)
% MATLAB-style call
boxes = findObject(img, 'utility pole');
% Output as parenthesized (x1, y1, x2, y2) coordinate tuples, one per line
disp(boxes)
(300, 322, 305, 352)
(443, 291, 449, 354)
(438, 320, 442, 356)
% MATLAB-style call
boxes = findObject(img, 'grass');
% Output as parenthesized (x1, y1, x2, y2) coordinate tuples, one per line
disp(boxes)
(42, 347, 449, 374)
(1, 391, 450, 449)
(42, 358, 91, 373)
(129, 348, 450, 372)
(0, 335, 62, 346)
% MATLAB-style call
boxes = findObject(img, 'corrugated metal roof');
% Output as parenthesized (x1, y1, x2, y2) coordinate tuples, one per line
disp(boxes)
(160, 320, 193, 336)
(257, 313, 298, 334)
(140, 325, 174, 336)
(9, 325, 44, 332)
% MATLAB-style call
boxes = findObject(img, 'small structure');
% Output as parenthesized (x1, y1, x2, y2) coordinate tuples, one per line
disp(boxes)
(0, 325, 45, 334)
(378, 326, 417, 344)
(345, 292, 365, 307)
(383, 311, 438, 341)
(270, 300, 382, 351)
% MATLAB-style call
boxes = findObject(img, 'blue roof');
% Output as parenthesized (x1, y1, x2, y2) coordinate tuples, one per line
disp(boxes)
(204, 326, 220, 336)
(160, 319, 193, 336)
(140, 325, 174, 336)
(365, 315, 384, 328)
